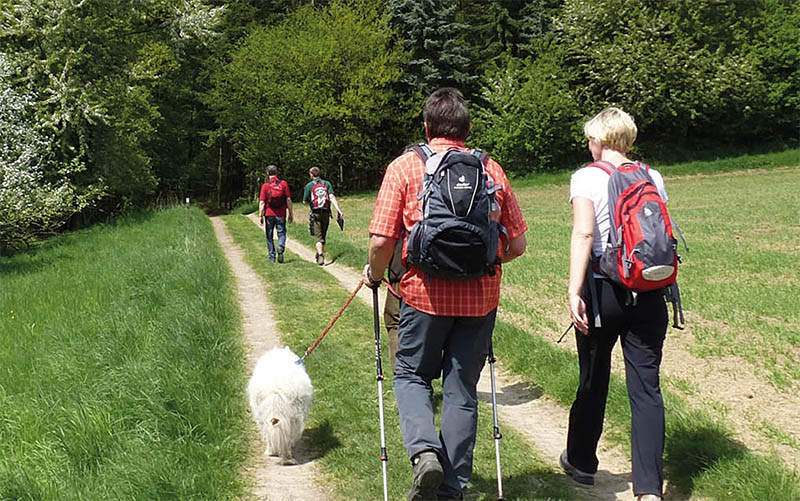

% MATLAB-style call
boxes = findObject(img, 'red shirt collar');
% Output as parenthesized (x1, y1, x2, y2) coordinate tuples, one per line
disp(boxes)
(429, 137, 466, 149)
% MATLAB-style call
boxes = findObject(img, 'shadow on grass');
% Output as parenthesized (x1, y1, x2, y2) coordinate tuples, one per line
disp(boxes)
(469, 468, 569, 500)
(477, 382, 544, 407)
(301, 419, 343, 461)
(664, 416, 747, 496)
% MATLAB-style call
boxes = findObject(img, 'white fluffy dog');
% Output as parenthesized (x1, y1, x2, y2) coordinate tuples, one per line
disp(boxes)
(248, 346, 313, 465)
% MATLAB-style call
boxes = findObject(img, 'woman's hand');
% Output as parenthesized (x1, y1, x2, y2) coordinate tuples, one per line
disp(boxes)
(569, 293, 590, 335)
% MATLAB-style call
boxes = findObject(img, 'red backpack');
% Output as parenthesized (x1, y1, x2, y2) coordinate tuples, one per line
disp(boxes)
(267, 178, 286, 209)
(591, 161, 678, 291)
(309, 181, 330, 210)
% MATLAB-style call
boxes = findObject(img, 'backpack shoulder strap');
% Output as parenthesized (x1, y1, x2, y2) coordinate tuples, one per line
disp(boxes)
(587, 160, 615, 175)
(410, 143, 433, 164)
(471, 148, 489, 166)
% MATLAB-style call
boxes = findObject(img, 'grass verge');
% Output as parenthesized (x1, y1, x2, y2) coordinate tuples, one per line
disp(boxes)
(0, 208, 250, 499)
(222, 214, 574, 500)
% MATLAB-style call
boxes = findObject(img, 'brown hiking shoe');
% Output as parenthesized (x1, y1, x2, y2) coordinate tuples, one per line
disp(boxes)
(408, 451, 443, 501)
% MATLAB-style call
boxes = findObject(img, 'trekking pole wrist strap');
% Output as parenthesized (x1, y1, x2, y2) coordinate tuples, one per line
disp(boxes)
(367, 265, 383, 286)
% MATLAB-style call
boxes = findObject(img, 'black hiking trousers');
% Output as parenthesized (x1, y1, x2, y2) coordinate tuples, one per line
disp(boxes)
(566, 277, 668, 498)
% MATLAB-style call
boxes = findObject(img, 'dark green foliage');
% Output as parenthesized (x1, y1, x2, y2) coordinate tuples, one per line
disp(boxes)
(553, 0, 798, 143)
(389, 0, 476, 95)
(472, 45, 583, 174)
(0, 0, 224, 214)
(747, 0, 800, 134)
(1, 0, 798, 231)
(209, 0, 415, 193)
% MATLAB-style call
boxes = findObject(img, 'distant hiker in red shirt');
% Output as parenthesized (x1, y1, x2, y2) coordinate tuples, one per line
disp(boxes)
(364, 88, 528, 500)
(302, 167, 343, 266)
(259, 164, 293, 263)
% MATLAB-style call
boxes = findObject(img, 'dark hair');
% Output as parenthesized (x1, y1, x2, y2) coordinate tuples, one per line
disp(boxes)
(267, 164, 278, 176)
(423, 88, 470, 140)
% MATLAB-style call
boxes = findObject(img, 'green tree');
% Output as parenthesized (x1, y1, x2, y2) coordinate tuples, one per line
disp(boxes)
(553, 0, 776, 143)
(747, 0, 800, 137)
(0, 0, 225, 212)
(472, 42, 582, 174)
(209, 0, 414, 193)
(389, 0, 476, 96)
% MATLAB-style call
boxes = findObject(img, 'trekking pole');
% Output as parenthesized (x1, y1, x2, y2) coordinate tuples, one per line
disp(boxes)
(297, 281, 363, 364)
(488, 340, 504, 500)
(556, 322, 574, 343)
(371, 285, 390, 501)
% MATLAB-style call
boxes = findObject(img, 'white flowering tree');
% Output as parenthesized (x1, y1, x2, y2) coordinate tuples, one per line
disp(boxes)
(0, 54, 101, 251)
(0, 0, 224, 219)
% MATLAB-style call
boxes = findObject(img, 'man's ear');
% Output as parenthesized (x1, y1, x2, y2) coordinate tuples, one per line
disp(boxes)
(424, 122, 431, 141)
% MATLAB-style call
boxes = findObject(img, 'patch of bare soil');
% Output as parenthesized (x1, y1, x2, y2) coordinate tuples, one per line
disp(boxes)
(245, 215, 643, 500)
(668, 165, 799, 181)
(661, 315, 800, 471)
(211, 217, 334, 501)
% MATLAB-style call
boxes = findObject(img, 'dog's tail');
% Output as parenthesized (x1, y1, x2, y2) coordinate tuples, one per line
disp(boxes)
(252, 393, 298, 459)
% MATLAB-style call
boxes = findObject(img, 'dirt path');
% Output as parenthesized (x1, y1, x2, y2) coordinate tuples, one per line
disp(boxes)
(244, 215, 642, 500)
(211, 217, 334, 501)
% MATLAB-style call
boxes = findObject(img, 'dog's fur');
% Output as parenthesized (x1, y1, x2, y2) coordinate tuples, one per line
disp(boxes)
(248, 346, 313, 464)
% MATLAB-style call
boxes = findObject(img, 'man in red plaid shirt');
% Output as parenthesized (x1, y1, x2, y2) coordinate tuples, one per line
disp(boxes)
(363, 88, 528, 500)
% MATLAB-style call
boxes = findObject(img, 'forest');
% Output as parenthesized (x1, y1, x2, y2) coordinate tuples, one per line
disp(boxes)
(1, 0, 798, 250)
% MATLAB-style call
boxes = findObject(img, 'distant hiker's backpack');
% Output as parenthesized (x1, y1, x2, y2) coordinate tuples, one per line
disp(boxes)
(267, 179, 286, 209)
(310, 181, 330, 210)
(591, 160, 678, 291)
(406, 144, 503, 280)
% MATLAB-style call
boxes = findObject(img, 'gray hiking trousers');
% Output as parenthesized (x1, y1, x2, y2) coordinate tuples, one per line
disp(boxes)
(393, 301, 496, 498)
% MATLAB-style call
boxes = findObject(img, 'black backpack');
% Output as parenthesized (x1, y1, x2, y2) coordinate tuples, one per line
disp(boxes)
(405, 144, 503, 280)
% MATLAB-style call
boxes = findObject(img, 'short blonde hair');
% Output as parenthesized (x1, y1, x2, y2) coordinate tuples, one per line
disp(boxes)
(309, 167, 320, 177)
(583, 107, 637, 153)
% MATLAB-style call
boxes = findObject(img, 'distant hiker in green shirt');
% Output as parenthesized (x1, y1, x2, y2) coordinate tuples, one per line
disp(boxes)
(302, 167, 343, 265)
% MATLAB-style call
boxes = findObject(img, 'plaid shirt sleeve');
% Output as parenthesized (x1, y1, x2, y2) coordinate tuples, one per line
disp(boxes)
(368, 157, 407, 239)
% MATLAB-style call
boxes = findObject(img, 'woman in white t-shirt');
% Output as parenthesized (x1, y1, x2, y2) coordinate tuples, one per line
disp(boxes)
(559, 107, 668, 501)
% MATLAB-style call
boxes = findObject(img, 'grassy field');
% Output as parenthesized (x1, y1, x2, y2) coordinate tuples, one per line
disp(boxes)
(0, 208, 250, 499)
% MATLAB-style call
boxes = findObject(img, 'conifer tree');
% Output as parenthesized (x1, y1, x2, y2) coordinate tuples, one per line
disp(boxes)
(388, 0, 475, 95)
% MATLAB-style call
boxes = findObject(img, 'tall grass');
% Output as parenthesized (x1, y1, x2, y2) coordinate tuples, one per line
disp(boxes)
(287, 150, 800, 499)
(0, 208, 250, 499)
(222, 214, 573, 501)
